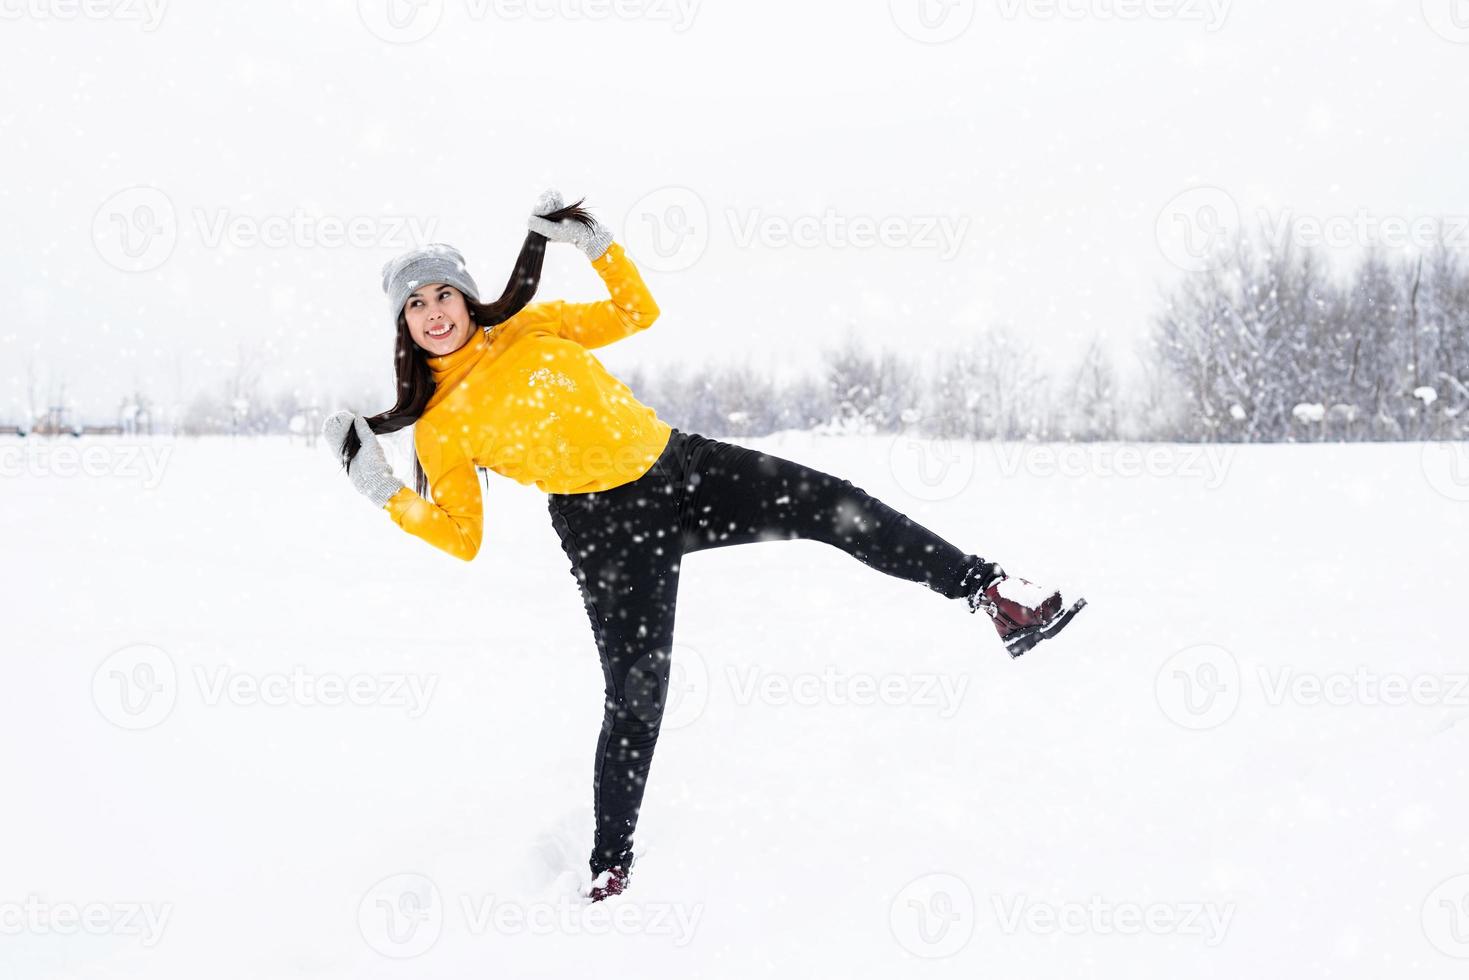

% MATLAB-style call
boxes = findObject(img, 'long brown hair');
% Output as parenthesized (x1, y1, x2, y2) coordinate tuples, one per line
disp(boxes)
(337, 198, 600, 497)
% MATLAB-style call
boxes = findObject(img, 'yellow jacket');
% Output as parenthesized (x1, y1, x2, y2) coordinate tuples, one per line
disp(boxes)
(382, 241, 673, 561)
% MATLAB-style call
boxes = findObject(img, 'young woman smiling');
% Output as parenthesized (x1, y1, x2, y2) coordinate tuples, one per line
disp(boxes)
(323, 190, 1086, 902)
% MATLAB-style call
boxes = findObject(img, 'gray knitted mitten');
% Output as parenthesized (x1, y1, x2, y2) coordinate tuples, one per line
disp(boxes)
(526, 188, 614, 261)
(321, 411, 406, 509)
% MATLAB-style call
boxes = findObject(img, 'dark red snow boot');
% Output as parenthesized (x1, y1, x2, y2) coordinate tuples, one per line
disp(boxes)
(962, 560, 1086, 658)
(587, 866, 629, 903)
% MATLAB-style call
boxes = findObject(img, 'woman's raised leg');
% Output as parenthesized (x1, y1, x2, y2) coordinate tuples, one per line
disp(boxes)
(666, 431, 984, 600)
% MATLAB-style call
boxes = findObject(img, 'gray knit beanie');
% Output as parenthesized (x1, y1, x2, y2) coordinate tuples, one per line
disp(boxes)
(381, 243, 481, 329)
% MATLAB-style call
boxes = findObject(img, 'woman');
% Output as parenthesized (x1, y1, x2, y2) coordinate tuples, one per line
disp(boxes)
(323, 190, 1086, 903)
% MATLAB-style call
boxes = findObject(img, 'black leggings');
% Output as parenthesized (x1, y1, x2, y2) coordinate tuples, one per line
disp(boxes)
(546, 428, 983, 877)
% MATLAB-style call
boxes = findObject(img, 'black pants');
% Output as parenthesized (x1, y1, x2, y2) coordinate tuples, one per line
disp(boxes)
(546, 428, 983, 877)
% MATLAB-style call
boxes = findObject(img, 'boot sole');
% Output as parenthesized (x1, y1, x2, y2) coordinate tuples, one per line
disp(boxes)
(1005, 598, 1087, 658)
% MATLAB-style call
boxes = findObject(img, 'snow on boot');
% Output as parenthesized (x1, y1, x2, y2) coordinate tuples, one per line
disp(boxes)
(587, 865, 629, 903)
(962, 560, 1086, 658)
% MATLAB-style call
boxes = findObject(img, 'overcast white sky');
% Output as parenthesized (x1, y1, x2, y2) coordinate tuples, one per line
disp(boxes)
(2, 0, 1466, 421)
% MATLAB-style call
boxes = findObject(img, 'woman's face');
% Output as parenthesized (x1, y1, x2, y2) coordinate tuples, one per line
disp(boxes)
(403, 283, 474, 356)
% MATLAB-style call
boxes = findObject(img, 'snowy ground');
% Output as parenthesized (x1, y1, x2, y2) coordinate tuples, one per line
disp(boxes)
(3, 431, 1468, 979)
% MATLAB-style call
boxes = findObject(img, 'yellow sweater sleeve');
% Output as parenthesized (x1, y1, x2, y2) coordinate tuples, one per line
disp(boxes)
(551, 240, 661, 349)
(382, 415, 484, 561)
